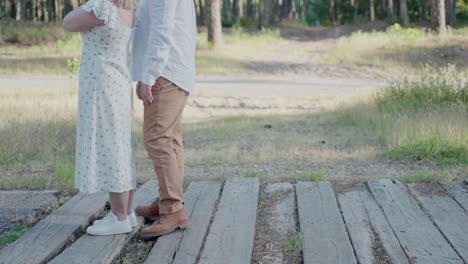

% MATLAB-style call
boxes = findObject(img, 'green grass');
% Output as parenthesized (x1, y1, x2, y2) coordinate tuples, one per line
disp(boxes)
(295, 171, 324, 181)
(0, 225, 30, 248)
(394, 171, 438, 182)
(284, 232, 303, 253)
(386, 132, 467, 166)
(50, 195, 72, 211)
(376, 65, 467, 112)
(244, 170, 264, 178)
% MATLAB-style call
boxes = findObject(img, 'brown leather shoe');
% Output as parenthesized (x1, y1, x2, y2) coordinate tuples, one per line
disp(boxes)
(140, 208, 191, 238)
(135, 200, 160, 220)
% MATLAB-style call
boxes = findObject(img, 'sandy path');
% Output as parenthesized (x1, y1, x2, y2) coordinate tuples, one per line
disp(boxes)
(0, 75, 387, 97)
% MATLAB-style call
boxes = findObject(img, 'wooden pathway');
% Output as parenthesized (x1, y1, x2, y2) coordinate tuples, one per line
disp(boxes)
(0, 178, 466, 264)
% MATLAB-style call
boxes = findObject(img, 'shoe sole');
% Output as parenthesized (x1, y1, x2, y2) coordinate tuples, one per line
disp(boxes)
(140, 220, 191, 239)
(87, 228, 133, 236)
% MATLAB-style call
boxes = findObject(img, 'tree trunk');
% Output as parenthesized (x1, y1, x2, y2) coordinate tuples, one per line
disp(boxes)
(260, 0, 273, 26)
(370, 0, 375, 21)
(19, 0, 26, 20)
(246, 0, 254, 17)
(222, 0, 231, 21)
(437, 0, 446, 35)
(379, 0, 386, 19)
(232, 0, 242, 18)
(301, 0, 305, 18)
(273, 0, 280, 22)
(399, 0, 408, 26)
(0, 24, 3, 44)
(290, 0, 296, 18)
(329, 0, 335, 24)
(421, 0, 427, 22)
(387, 0, 394, 19)
(207, 0, 223, 48)
(198, 0, 204, 24)
(281, 0, 290, 18)
(446, 0, 456, 26)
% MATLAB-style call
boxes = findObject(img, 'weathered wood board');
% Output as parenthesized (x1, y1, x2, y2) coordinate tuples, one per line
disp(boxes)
(338, 189, 409, 264)
(296, 181, 357, 264)
(198, 177, 260, 264)
(408, 182, 468, 262)
(144, 181, 223, 264)
(0, 191, 108, 264)
(368, 179, 462, 264)
(440, 181, 468, 211)
(49, 181, 159, 264)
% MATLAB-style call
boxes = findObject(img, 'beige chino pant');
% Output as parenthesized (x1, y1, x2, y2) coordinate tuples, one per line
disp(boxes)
(143, 78, 188, 214)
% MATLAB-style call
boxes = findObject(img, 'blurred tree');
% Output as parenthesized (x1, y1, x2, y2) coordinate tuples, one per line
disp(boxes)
(223, 0, 232, 21)
(400, 0, 409, 26)
(438, 0, 446, 34)
(260, 0, 273, 26)
(246, 0, 254, 17)
(207, 0, 223, 48)
(233, 0, 243, 18)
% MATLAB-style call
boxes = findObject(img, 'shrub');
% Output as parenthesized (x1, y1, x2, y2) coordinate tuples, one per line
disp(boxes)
(387, 131, 467, 166)
(376, 64, 468, 112)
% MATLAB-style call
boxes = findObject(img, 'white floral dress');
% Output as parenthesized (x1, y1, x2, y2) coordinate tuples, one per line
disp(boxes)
(74, 0, 136, 194)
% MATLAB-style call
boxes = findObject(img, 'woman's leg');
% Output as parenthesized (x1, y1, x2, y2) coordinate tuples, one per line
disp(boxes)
(109, 191, 130, 221)
(127, 189, 135, 215)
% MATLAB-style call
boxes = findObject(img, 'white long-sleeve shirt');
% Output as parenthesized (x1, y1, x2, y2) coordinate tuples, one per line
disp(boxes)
(130, 0, 196, 92)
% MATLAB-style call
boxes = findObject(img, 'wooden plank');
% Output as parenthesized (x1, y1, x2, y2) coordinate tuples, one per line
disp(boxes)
(296, 181, 357, 264)
(440, 181, 468, 211)
(338, 188, 409, 264)
(143, 181, 222, 264)
(49, 181, 159, 264)
(368, 179, 462, 264)
(408, 182, 468, 262)
(198, 177, 260, 264)
(0, 191, 108, 264)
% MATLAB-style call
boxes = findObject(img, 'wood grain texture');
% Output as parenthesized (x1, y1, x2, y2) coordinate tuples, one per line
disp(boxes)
(440, 181, 468, 211)
(144, 181, 222, 264)
(296, 181, 357, 264)
(368, 179, 462, 264)
(0, 191, 108, 264)
(198, 177, 260, 264)
(49, 181, 159, 264)
(338, 189, 409, 264)
(408, 183, 468, 262)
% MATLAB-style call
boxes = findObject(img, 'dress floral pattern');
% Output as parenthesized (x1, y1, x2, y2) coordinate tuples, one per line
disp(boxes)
(74, 0, 136, 194)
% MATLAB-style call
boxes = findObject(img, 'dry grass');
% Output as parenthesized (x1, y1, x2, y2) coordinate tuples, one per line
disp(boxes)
(324, 24, 468, 76)
(1, 66, 466, 190)
(0, 28, 284, 75)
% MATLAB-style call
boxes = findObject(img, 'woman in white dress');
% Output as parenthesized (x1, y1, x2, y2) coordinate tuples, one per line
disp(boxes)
(63, 0, 137, 236)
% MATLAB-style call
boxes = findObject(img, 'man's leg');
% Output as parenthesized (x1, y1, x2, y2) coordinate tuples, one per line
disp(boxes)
(140, 79, 190, 237)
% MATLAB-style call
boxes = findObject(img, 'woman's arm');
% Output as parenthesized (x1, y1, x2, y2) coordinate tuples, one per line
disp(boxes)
(63, 8, 105, 32)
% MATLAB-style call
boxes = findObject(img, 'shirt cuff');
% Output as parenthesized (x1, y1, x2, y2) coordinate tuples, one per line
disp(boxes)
(140, 72, 158, 87)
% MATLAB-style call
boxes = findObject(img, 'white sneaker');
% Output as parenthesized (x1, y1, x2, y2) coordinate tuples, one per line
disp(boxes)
(87, 212, 132, 236)
(128, 211, 138, 228)
(93, 211, 137, 228)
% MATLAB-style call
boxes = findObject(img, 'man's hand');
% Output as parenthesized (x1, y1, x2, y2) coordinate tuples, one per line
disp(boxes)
(136, 81, 143, 100)
(136, 81, 153, 104)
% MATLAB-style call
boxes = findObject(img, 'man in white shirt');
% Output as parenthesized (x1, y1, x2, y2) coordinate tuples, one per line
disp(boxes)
(131, 0, 196, 238)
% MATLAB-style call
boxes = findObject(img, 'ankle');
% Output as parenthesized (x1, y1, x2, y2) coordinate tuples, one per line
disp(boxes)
(111, 211, 128, 222)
